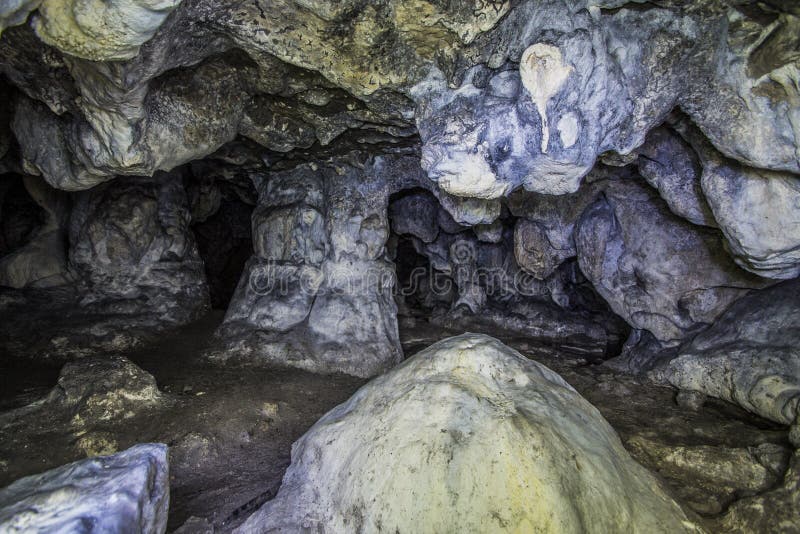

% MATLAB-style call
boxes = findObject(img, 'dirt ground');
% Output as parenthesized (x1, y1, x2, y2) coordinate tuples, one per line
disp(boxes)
(0, 312, 791, 532)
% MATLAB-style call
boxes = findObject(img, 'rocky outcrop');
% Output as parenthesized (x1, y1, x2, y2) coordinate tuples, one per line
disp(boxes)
(636, 127, 717, 228)
(236, 334, 700, 533)
(575, 179, 766, 344)
(388, 190, 439, 243)
(0, 443, 169, 533)
(216, 154, 401, 377)
(415, 2, 800, 200)
(508, 179, 604, 280)
(655, 277, 800, 425)
(68, 174, 209, 324)
(1, 1, 795, 198)
(32, 0, 181, 62)
(699, 149, 800, 280)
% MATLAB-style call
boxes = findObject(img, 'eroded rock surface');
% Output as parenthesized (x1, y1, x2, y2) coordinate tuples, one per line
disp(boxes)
(237, 334, 701, 533)
(575, 179, 766, 344)
(656, 277, 800, 425)
(0, 443, 169, 533)
(216, 154, 401, 377)
(68, 174, 209, 324)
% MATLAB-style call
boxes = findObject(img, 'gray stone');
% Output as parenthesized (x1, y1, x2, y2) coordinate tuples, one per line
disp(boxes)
(604, 329, 679, 375)
(508, 180, 603, 279)
(655, 277, 800, 424)
(217, 155, 401, 377)
(575, 179, 765, 344)
(0, 0, 39, 35)
(388, 191, 439, 243)
(0, 443, 169, 534)
(414, 2, 800, 200)
(636, 127, 717, 228)
(700, 147, 800, 280)
(68, 174, 209, 324)
(473, 220, 503, 243)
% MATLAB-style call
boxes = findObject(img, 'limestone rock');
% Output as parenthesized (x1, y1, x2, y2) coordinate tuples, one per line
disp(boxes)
(603, 329, 679, 375)
(0, 443, 169, 533)
(414, 2, 799, 200)
(713, 452, 800, 533)
(388, 191, 439, 243)
(33, 0, 182, 61)
(575, 179, 765, 344)
(0, 0, 39, 35)
(68, 174, 209, 324)
(656, 277, 800, 424)
(636, 127, 717, 228)
(627, 437, 790, 512)
(473, 219, 503, 243)
(700, 149, 800, 280)
(237, 334, 701, 534)
(507, 176, 604, 279)
(217, 155, 401, 377)
(47, 355, 163, 428)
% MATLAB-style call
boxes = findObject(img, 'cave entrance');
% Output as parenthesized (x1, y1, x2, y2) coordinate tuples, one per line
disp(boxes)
(0, 174, 47, 262)
(188, 177, 255, 310)
(387, 188, 455, 319)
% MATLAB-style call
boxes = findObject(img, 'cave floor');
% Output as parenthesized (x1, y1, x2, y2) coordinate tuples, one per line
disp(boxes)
(0, 312, 791, 532)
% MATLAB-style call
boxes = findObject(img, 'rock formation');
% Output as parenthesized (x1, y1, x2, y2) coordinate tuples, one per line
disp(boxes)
(236, 334, 701, 533)
(655, 277, 800, 425)
(0, 443, 169, 533)
(0, 0, 799, 529)
(214, 154, 402, 377)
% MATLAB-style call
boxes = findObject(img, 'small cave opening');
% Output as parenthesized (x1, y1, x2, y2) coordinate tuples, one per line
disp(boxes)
(189, 184, 255, 311)
(0, 174, 46, 261)
(184, 165, 256, 311)
(386, 186, 630, 360)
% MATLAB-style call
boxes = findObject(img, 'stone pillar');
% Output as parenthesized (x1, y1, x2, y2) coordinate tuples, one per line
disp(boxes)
(218, 155, 401, 378)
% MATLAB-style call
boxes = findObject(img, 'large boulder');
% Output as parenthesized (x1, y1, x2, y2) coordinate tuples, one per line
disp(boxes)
(575, 179, 765, 344)
(0, 443, 169, 533)
(655, 277, 800, 425)
(236, 334, 700, 533)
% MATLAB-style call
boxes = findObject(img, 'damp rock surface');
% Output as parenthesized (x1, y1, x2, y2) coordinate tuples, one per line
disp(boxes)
(237, 333, 701, 534)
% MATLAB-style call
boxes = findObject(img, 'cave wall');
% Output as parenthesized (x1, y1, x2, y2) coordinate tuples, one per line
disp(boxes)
(0, 0, 798, 421)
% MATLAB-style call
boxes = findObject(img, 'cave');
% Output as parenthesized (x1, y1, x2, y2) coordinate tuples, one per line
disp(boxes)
(0, 1, 799, 532)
